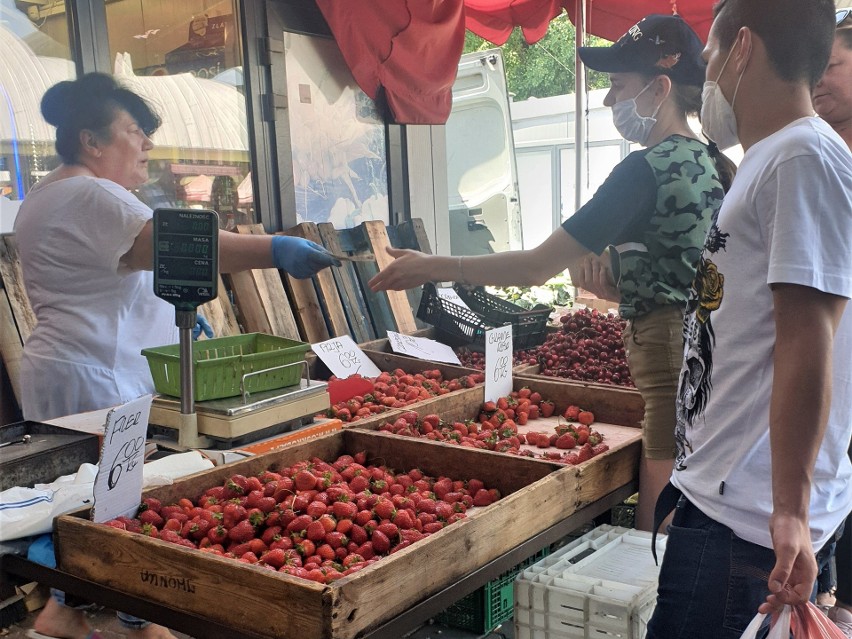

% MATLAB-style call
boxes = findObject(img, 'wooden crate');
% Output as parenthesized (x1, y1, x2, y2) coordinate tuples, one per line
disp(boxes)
(55, 430, 586, 639)
(306, 350, 484, 431)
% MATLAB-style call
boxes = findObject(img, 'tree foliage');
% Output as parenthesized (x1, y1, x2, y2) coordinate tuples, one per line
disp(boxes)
(463, 13, 612, 101)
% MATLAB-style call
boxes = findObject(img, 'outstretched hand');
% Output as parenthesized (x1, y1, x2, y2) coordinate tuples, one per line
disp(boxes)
(571, 253, 620, 303)
(758, 512, 818, 614)
(271, 236, 342, 279)
(368, 246, 432, 291)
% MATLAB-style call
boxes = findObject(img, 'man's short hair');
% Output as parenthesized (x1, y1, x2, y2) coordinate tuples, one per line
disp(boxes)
(712, 0, 835, 88)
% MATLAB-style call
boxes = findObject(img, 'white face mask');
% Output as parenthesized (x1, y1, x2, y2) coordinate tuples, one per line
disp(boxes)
(700, 43, 745, 151)
(612, 81, 662, 145)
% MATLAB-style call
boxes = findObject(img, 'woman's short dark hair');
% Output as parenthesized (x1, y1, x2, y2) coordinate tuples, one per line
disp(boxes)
(712, 0, 836, 89)
(41, 72, 161, 164)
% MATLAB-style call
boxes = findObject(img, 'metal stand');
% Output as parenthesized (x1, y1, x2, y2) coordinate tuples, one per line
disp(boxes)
(174, 310, 212, 449)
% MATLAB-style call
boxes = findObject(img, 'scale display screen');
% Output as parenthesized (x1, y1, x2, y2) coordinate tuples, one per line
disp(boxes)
(153, 208, 219, 310)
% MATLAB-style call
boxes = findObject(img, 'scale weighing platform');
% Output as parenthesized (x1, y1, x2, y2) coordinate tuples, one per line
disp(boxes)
(148, 377, 330, 448)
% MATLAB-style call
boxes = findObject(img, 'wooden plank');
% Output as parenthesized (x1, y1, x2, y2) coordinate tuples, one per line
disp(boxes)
(290, 223, 349, 337)
(198, 275, 241, 338)
(225, 224, 301, 339)
(279, 230, 330, 344)
(0, 289, 24, 406)
(386, 221, 429, 330)
(317, 223, 375, 342)
(361, 221, 418, 333)
(0, 236, 35, 343)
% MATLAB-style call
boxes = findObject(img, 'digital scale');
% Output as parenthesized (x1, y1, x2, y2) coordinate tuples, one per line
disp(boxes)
(150, 208, 329, 449)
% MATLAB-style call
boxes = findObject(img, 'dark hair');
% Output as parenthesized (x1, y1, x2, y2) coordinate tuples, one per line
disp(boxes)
(41, 72, 161, 164)
(712, 0, 836, 88)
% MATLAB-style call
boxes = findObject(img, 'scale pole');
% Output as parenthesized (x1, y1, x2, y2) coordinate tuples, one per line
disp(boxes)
(175, 310, 210, 448)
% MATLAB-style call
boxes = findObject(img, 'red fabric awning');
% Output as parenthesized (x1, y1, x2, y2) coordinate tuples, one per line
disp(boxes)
(315, 0, 715, 125)
(315, 0, 466, 125)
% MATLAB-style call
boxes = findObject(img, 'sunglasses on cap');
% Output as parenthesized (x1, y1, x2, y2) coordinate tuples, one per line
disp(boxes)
(838, 8, 852, 26)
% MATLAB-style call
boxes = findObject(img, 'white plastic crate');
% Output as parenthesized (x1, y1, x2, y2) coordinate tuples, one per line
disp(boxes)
(514, 525, 666, 639)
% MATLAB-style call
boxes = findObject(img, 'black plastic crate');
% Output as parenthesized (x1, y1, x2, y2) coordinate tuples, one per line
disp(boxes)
(435, 548, 550, 634)
(416, 282, 551, 351)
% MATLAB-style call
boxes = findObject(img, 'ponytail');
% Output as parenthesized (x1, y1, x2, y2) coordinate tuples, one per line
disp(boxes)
(706, 141, 737, 193)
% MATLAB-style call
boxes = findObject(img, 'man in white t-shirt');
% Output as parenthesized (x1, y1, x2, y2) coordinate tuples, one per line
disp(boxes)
(646, 0, 852, 637)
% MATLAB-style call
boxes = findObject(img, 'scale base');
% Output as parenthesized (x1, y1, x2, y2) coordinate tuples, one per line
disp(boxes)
(148, 379, 330, 449)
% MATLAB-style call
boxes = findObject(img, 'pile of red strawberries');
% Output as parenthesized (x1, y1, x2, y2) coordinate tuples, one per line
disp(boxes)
(103, 453, 499, 584)
(377, 390, 609, 465)
(323, 368, 486, 423)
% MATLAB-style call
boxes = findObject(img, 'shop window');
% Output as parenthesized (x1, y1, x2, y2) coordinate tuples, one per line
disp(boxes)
(0, 0, 73, 232)
(283, 33, 389, 228)
(104, 0, 254, 227)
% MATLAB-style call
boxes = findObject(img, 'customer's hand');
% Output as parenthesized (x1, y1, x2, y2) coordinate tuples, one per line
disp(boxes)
(368, 247, 432, 291)
(571, 253, 620, 303)
(271, 236, 341, 279)
(758, 511, 818, 614)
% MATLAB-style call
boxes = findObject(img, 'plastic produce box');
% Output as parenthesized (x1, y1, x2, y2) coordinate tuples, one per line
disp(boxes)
(142, 333, 310, 401)
(436, 548, 549, 634)
(417, 282, 551, 351)
(515, 526, 666, 639)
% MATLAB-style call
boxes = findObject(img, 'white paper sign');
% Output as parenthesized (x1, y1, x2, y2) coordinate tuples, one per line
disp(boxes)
(311, 335, 383, 378)
(437, 287, 471, 310)
(485, 326, 513, 402)
(92, 394, 153, 523)
(387, 331, 462, 365)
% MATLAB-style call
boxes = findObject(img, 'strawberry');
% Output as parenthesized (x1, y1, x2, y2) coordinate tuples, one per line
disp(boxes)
(294, 470, 318, 491)
(158, 529, 183, 545)
(373, 498, 396, 521)
(371, 530, 391, 554)
(563, 405, 581, 421)
(305, 520, 327, 542)
(139, 497, 162, 514)
(592, 443, 610, 455)
(223, 474, 249, 499)
(578, 410, 595, 426)
(228, 520, 256, 543)
(103, 519, 126, 531)
(138, 509, 163, 527)
(472, 489, 494, 507)
(540, 400, 556, 418)
(555, 433, 577, 450)
(393, 509, 415, 530)
(577, 443, 593, 463)
(261, 548, 287, 569)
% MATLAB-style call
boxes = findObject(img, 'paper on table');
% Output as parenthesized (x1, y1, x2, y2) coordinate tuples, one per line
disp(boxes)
(387, 331, 462, 365)
(311, 335, 383, 379)
(91, 395, 152, 523)
(484, 325, 513, 402)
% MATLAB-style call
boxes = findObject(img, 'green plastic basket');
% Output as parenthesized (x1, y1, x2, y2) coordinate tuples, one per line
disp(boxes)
(142, 333, 310, 402)
(435, 548, 549, 634)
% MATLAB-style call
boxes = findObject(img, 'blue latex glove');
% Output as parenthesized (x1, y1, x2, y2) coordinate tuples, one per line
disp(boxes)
(193, 314, 214, 341)
(271, 235, 342, 279)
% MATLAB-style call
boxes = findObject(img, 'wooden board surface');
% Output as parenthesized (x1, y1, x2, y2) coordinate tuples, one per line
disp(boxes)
(291, 223, 350, 337)
(56, 431, 582, 639)
(224, 224, 301, 339)
(279, 229, 330, 344)
(0, 235, 35, 343)
(362, 221, 418, 334)
(198, 275, 241, 338)
(317, 223, 375, 342)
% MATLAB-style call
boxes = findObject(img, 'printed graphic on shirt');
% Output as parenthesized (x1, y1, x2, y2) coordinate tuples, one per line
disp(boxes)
(616, 139, 724, 319)
(674, 217, 730, 470)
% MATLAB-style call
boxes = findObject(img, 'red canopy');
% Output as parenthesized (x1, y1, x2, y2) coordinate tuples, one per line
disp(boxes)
(315, 0, 715, 125)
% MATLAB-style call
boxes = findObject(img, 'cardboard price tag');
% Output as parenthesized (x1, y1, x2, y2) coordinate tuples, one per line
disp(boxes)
(387, 331, 461, 365)
(484, 326, 513, 403)
(311, 335, 382, 379)
(92, 394, 153, 523)
(436, 287, 471, 310)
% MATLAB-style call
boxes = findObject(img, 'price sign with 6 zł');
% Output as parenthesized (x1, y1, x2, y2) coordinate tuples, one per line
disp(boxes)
(485, 325, 513, 403)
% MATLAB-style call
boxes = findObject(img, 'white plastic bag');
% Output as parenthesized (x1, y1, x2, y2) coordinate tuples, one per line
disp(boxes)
(740, 603, 847, 639)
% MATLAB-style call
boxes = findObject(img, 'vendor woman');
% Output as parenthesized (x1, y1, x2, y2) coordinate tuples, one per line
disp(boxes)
(15, 72, 340, 639)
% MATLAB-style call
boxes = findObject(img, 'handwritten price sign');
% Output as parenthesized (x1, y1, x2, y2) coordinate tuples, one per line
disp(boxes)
(311, 335, 382, 379)
(485, 326, 513, 402)
(387, 331, 462, 365)
(92, 394, 153, 523)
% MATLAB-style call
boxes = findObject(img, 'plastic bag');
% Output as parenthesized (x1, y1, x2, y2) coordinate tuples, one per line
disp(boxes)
(740, 603, 848, 639)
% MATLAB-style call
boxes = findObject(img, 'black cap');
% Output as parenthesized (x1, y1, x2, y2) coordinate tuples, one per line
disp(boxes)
(578, 14, 706, 87)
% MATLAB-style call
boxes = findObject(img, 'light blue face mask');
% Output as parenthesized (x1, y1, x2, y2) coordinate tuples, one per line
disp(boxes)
(611, 81, 662, 145)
